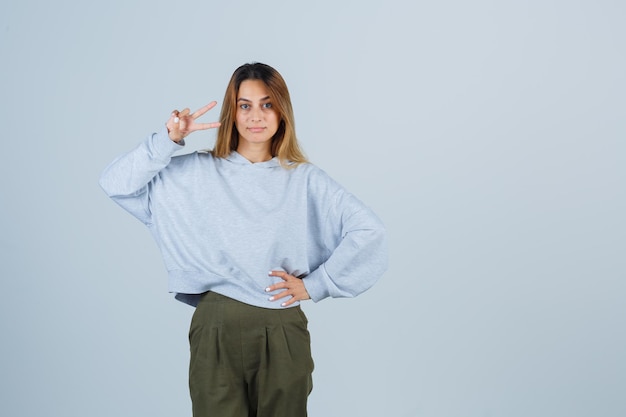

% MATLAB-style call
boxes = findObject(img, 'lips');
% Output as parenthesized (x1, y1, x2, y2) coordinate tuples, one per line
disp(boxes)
(248, 127, 266, 133)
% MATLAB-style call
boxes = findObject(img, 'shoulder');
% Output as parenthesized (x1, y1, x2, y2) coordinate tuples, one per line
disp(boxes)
(292, 162, 332, 181)
(167, 150, 217, 169)
(290, 162, 347, 201)
(292, 162, 333, 182)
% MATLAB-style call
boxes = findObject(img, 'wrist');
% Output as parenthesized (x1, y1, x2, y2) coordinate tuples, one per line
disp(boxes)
(166, 124, 184, 143)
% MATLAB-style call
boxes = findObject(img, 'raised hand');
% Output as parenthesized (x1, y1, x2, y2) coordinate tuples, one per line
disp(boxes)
(166, 101, 222, 143)
(266, 270, 311, 307)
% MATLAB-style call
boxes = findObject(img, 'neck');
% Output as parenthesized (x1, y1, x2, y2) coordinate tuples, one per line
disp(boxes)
(236, 143, 273, 163)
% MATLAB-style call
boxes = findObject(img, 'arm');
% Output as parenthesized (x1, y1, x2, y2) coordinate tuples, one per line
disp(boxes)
(267, 188, 388, 306)
(99, 102, 221, 224)
(303, 191, 388, 302)
(98, 127, 184, 224)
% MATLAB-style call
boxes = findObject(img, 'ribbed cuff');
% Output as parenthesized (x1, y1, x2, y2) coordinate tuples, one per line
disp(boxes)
(152, 125, 185, 158)
(302, 265, 331, 302)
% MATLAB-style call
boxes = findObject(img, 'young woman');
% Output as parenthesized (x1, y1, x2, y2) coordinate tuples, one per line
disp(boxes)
(100, 63, 388, 417)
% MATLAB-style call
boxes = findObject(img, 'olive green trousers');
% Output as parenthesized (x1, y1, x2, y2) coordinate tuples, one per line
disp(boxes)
(189, 292, 314, 417)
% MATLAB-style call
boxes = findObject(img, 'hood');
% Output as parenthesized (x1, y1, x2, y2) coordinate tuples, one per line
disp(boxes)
(225, 151, 283, 168)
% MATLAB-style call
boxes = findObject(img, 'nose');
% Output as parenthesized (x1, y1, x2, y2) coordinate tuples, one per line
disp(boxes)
(250, 107, 262, 122)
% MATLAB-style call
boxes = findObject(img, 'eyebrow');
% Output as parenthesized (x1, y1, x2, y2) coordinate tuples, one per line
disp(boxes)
(237, 96, 271, 102)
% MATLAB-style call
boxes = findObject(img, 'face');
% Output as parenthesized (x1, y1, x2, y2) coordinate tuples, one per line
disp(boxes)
(235, 79, 280, 152)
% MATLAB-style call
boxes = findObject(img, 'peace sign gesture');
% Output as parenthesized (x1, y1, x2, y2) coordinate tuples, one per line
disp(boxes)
(166, 101, 222, 143)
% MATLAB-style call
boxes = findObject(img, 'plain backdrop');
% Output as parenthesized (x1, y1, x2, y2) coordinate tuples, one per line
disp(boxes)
(1, 1, 624, 416)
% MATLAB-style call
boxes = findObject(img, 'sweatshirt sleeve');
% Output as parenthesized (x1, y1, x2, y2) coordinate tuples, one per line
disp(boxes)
(303, 186, 389, 302)
(99, 127, 184, 225)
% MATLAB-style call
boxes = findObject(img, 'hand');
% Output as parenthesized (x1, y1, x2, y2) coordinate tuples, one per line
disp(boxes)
(166, 101, 221, 143)
(266, 270, 311, 307)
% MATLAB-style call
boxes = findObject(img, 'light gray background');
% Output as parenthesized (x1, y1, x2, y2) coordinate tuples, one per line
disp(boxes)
(1, 1, 624, 416)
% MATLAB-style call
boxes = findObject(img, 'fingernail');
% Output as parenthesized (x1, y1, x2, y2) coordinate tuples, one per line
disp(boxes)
(281, 302, 287, 307)
(174, 117, 180, 123)
(269, 296, 275, 301)
(265, 287, 271, 292)
(268, 271, 273, 275)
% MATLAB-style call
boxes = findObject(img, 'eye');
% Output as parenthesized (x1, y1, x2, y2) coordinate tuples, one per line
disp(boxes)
(263, 103, 272, 109)
(240, 103, 250, 110)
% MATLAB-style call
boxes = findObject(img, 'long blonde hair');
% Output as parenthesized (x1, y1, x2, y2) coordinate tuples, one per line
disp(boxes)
(212, 63, 308, 166)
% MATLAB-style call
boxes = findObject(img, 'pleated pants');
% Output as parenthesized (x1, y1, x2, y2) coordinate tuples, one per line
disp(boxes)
(189, 291, 314, 417)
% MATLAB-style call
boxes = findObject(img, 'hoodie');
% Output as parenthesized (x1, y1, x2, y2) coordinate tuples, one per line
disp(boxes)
(99, 127, 388, 307)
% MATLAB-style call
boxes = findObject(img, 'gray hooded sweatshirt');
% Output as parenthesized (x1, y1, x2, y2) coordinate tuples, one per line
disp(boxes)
(99, 127, 388, 307)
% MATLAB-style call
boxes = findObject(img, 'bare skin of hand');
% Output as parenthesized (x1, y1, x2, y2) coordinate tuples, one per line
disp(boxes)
(167, 101, 221, 143)
(266, 270, 311, 307)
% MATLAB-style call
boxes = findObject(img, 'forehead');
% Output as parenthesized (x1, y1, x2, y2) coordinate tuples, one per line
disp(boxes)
(237, 79, 270, 99)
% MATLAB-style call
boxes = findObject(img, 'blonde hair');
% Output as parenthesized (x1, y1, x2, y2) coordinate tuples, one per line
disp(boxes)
(212, 63, 308, 167)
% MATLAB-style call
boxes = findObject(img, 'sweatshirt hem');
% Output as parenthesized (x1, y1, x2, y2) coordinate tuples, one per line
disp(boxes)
(168, 270, 301, 309)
